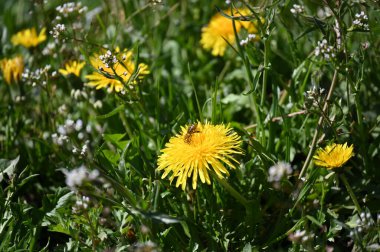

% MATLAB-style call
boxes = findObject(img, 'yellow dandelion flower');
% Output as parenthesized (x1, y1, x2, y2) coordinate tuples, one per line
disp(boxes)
(11, 27, 47, 48)
(313, 142, 354, 169)
(0, 56, 24, 84)
(157, 122, 243, 190)
(85, 48, 149, 92)
(59, 61, 85, 77)
(200, 8, 259, 56)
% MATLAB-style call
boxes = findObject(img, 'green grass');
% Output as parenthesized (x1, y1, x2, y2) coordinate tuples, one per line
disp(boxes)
(0, 0, 379, 251)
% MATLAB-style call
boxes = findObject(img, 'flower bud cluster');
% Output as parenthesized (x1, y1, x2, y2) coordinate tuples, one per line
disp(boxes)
(240, 34, 257, 46)
(22, 65, 51, 86)
(290, 4, 304, 15)
(56, 2, 88, 17)
(50, 24, 66, 38)
(315, 39, 336, 60)
(304, 85, 325, 109)
(71, 89, 88, 100)
(42, 42, 57, 57)
(352, 11, 369, 30)
(72, 195, 90, 213)
(99, 50, 118, 69)
(288, 230, 315, 243)
(72, 140, 90, 156)
(132, 241, 158, 252)
(64, 165, 99, 189)
(268, 161, 292, 182)
(350, 212, 376, 236)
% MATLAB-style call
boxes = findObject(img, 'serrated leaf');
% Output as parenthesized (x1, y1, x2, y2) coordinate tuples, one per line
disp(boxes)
(48, 223, 71, 236)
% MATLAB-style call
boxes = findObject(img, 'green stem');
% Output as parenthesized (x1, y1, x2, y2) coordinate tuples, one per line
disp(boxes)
(260, 38, 270, 107)
(340, 173, 362, 214)
(212, 173, 250, 207)
(299, 70, 339, 179)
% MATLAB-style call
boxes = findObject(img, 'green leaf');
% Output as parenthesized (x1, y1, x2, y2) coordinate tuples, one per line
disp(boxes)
(291, 168, 320, 212)
(160, 227, 173, 238)
(306, 215, 323, 228)
(48, 223, 71, 236)
(103, 133, 129, 150)
(96, 104, 125, 119)
(102, 149, 121, 165)
(0, 156, 19, 182)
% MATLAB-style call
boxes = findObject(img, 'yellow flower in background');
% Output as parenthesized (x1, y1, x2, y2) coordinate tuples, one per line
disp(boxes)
(86, 48, 149, 92)
(313, 142, 354, 169)
(0, 56, 24, 84)
(201, 8, 260, 56)
(59, 61, 85, 77)
(11, 27, 47, 48)
(157, 122, 243, 190)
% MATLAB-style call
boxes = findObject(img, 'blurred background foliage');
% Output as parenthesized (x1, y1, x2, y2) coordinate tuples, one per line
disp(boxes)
(0, 0, 379, 251)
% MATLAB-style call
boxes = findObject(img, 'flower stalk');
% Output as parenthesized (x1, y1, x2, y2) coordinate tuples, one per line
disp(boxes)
(299, 69, 339, 179)
(212, 173, 250, 207)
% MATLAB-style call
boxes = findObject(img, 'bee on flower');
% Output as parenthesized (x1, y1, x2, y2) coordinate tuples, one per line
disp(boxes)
(157, 122, 243, 190)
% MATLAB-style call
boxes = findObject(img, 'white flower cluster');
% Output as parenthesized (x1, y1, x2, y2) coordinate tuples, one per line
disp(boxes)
(315, 39, 336, 60)
(150, 0, 163, 5)
(305, 85, 325, 101)
(22, 65, 51, 86)
(240, 34, 257, 46)
(93, 100, 103, 109)
(353, 11, 369, 30)
(304, 85, 325, 109)
(288, 230, 314, 243)
(71, 89, 88, 100)
(42, 42, 57, 57)
(72, 140, 90, 156)
(52, 118, 91, 149)
(51, 133, 69, 145)
(350, 212, 376, 236)
(56, 2, 88, 17)
(225, 0, 231, 4)
(317, 6, 333, 19)
(132, 241, 158, 252)
(268, 161, 292, 182)
(99, 50, 118, 69)
(72, 195, 90, 212)
(58, 119, 84, 135)
(64, 165, 99, 189)
(15, 96, 26, 103)
(50, 24, 65, 38)
(58, 104, 68, 115)
(290, 4, 304, 15)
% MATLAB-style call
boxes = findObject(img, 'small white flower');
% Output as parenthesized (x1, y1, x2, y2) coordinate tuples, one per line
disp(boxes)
(352, 11, 369, 30)
(290, 4, 304, 15)
(315, 39, 336, 61)
(268, 161, 292, 182)
(94, 100, 103, 109)
(64, 165, 99, 189)
(78, 132, 85, 140)
(75, 119, 83, 131)
(86, 124, 92, 133)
